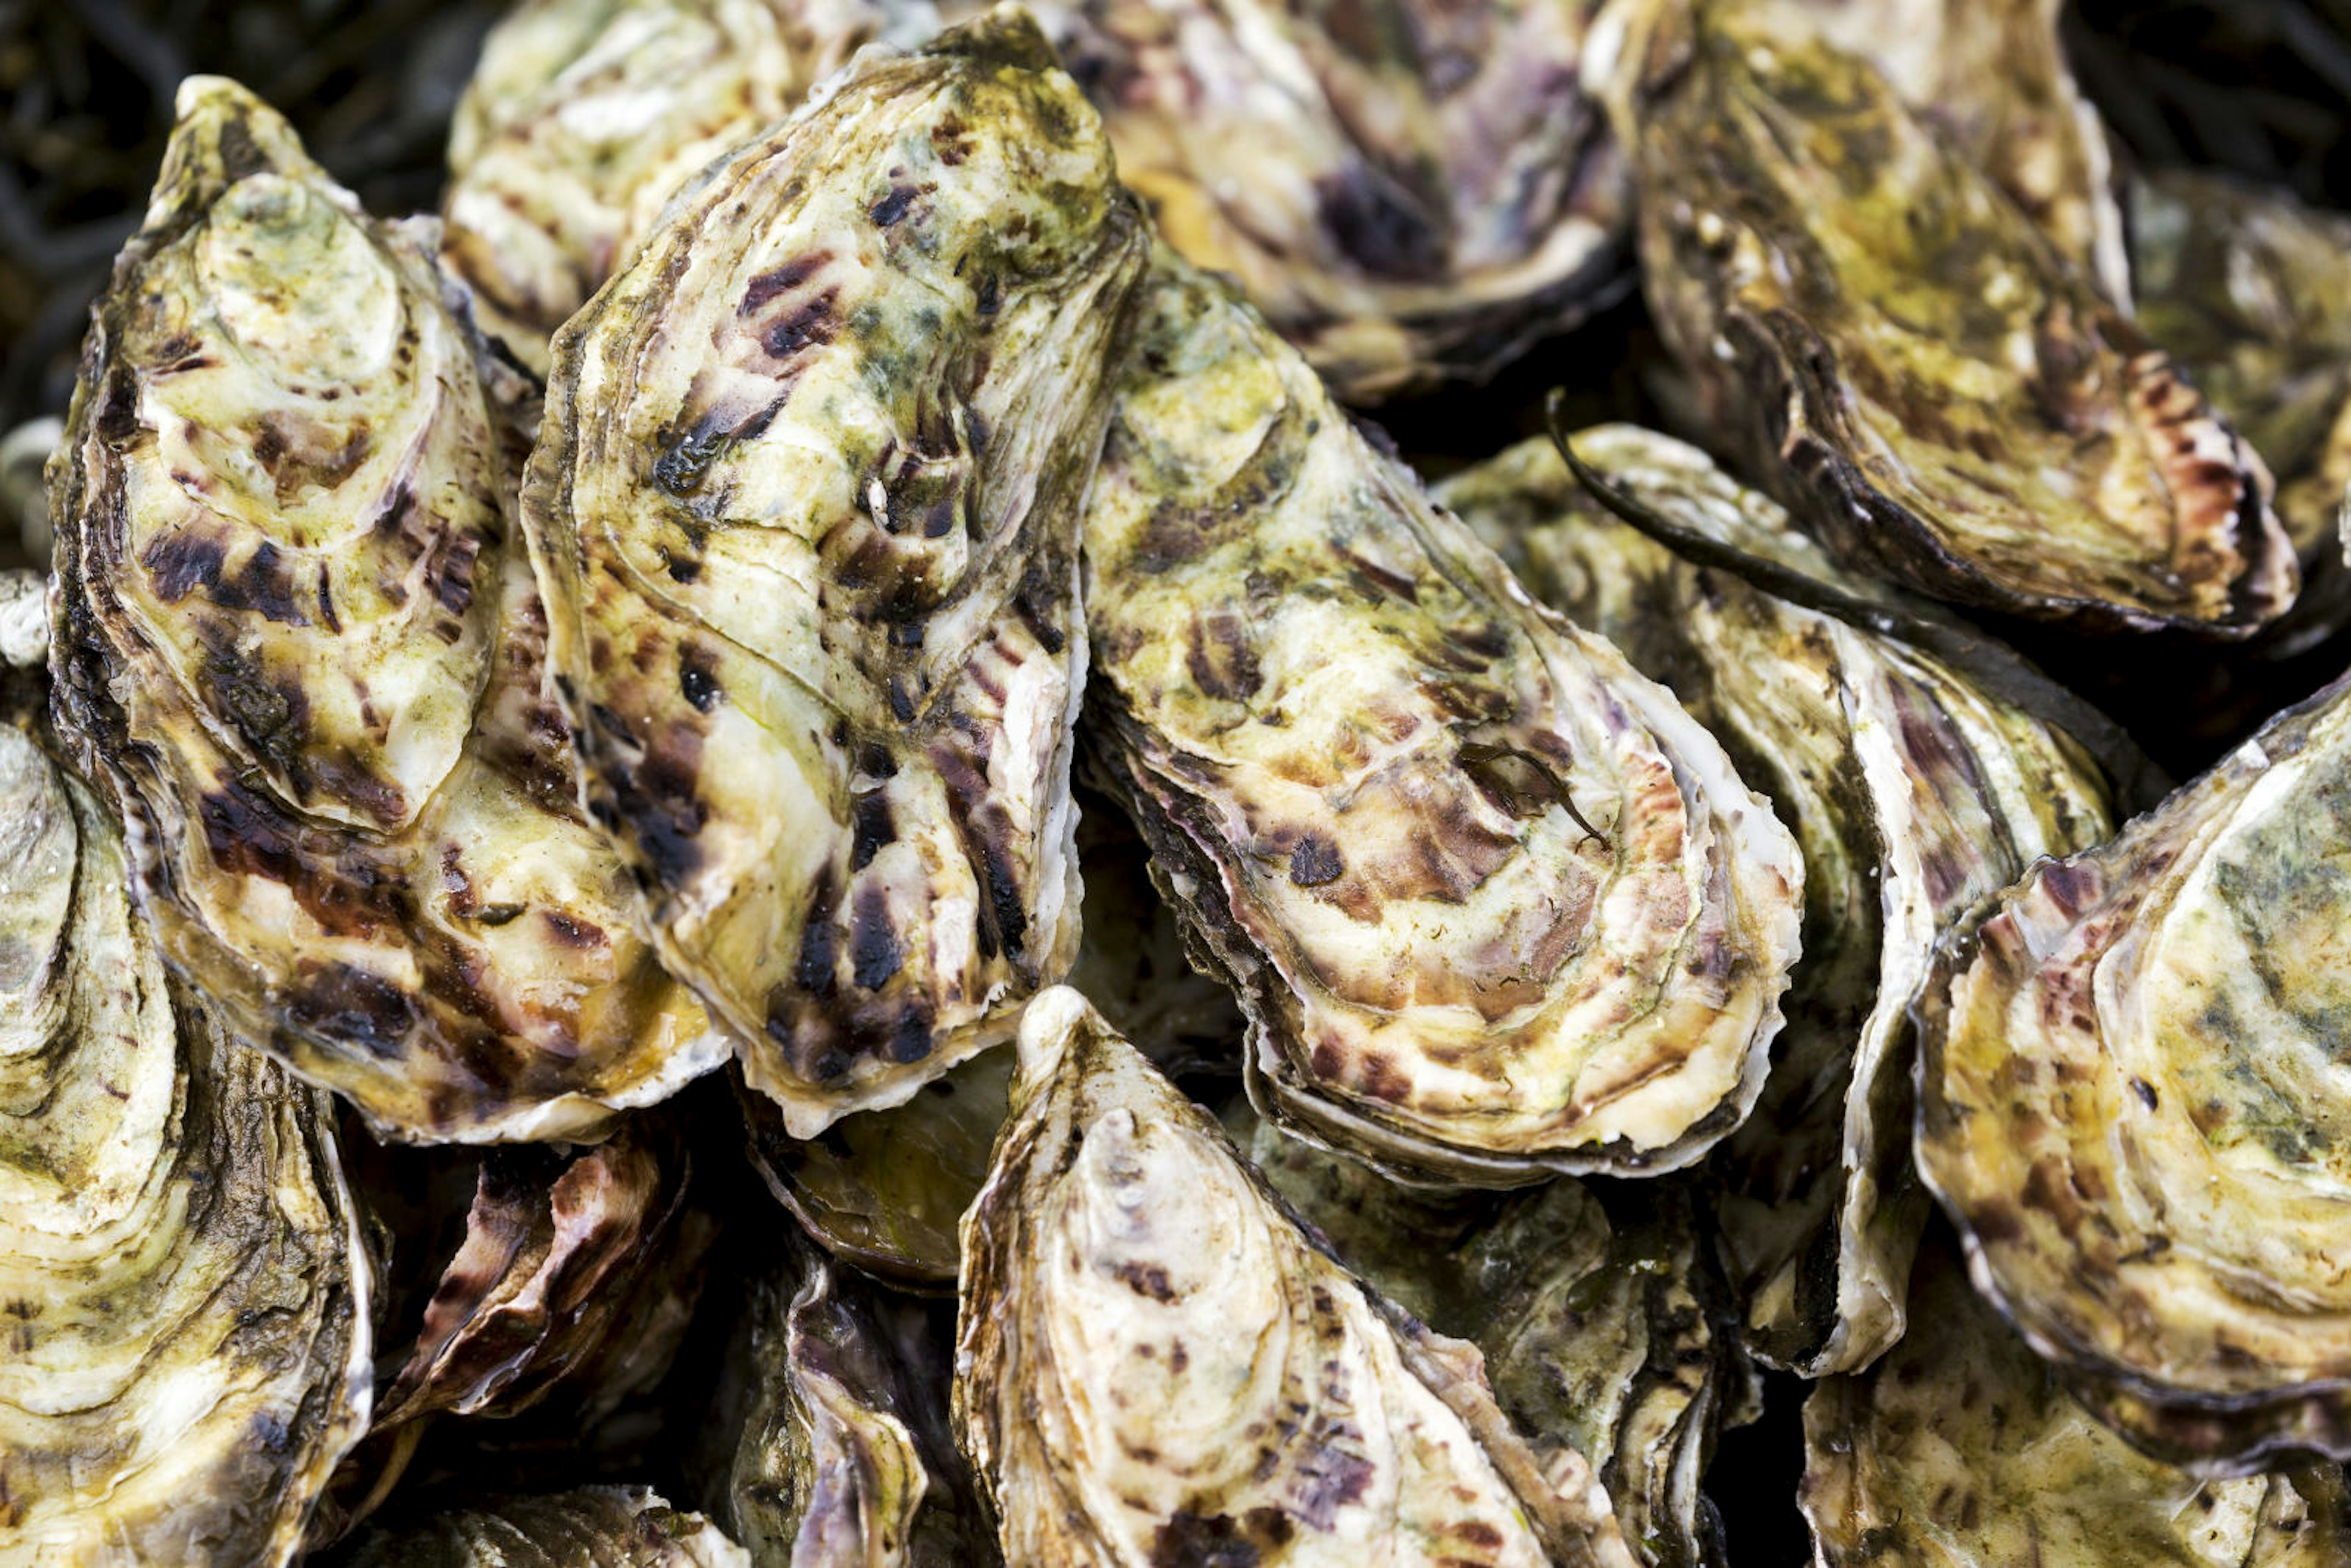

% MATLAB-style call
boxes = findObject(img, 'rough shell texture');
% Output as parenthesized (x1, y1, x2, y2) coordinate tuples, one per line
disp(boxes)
(1801, 1230, 2351, 1566)
(709, 1238, 996, 1565)
(1611, 1, 2296, 636)
(523, 10, 1149, 1138)
(1082, 255, 1802, 1186)
(1247, 1114, 1750, 1568)
(45, 77, 722, 1143)
(953, 986, 1639, 1567)
(1440, 426, 2115, 1375)
(335, 1487, 749, 1567)
(1725, 0, 2128, 302)
(442, 0, 936, 373)
(1915, 669, 2351, 1473)
(976, 0, 1626, 402)
(0, 717, 373, 1565)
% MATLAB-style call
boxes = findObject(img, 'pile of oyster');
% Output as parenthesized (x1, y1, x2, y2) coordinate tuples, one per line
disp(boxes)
(11, 0, 2351, 1562)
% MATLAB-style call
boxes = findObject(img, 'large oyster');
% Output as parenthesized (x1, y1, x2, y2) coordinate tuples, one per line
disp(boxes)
(1081, 255, 1802, 1185)
(523, 10, 1149, 1136)
(1246, 1115, 1749, 1568)
(1610, 1, 2296, 636)
(335, 1487, 749, 1566)
(442, 0, 934, 373)
(1440, 426, 2116, 1374)
(1915, 669, 2351, 1471)
(954, 986, 1638, 1567)
(0, 716, 373, 1562)
(708, 1238, 994, 1564)
(960, 0, 1625, 402)
(46, 77, 721, 1142)
(1801, 1229, 2351, 1565)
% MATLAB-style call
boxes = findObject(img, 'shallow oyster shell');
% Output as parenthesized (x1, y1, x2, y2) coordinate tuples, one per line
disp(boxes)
(1802, 1229, 2351, 1565)
(1610, 1, 2295, 637)
(0, 716, 373, 1563)
(46, 77, 721, 1142)
(523, 10, 1148, 1138)
(1915, 669, 2351, 1472)
(1081, 255, 1802, 1185)
(443, 0, 935, 373)
(336, 1487, 749, 1566)
(1441, 426, 2115, 1375)
(953, 986, 1637, 1566)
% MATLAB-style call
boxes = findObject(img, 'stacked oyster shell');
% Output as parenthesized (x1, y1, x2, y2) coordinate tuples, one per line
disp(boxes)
(17, 0, 2351, 1562)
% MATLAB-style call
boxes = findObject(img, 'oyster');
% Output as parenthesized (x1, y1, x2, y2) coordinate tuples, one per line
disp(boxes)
(709, 1238, 994, 1564)
(523, 10, 1149, 1137)
(1439, 426, 2116, 1374)
(967, 0, 1625, 402)
(954, 986, 1638, 1567)
(46, 77, 722, 1142)
(0, 716, 373, 1562)
(1081, 255, 1802, 1185)
(442, 0, 934, 374)
(1801, 1229, 2351, 1565)
(1247, 1116, 1749, 1568)
(1914, 669, 2351, 1471)
(336, 1487, 749, 1566)
(1610, 1, 2296, 636)
(2132, 168, 2351, 647)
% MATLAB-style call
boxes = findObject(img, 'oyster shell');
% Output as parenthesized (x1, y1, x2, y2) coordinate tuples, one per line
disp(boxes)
(1439, 426, 2115, 1375)
(442, 0, 935, 374)
(0, 716, 373, 1562)
(335, 1487, 749, 1566)
(710, 1238, 995, 1564)
(1610, 1, 2296, 636)
(1247, 1116, 1749, 1568)
(1081, 255, 1802, 1185)
(971, 0, 1625, 402)
(953, 986, 1638, 1567)
(522, 10, 1149, 1137)
(46, 77, 721, 1142)
(1914, 669, 2351, 1472)
(1801, 1229, 2351, 1565)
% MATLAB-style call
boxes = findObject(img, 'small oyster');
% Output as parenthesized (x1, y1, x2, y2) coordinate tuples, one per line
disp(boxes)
(0, 717, 373, 1562)
(1611, 1, 2296, 636)
(1247, 1116, 1749, 1568)
(1915, 670, 2351, 1471)
(335, 1487, 749, 1566)
(1082, 256, 1802, 1186)
(1802, 1229, 2351, 1565)
(443, 0, 934, 373)
(523, 10, 1149, 1137)
(967, 0, 1625, 402)
(47, 77, 721, 1142)
(709, 1239, 995, 1564)
(954, 987, 1638, 1567)
(2132, 168, 2351, 648)
(1440, 426, 2116, 1375)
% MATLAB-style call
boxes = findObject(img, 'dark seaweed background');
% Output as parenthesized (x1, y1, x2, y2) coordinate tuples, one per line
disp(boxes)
(7, 1, 2351, 1561)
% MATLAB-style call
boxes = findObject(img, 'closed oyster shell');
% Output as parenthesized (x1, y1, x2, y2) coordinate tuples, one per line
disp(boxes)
(1440, 426, 2115, 1375)
(709, 1239, 995, 1565)
(46, 77, 722, 1143)
(0, 717, 373, 1563)
(1247, 1116, 1749, 1568)
(1801, 1229, 2351, 1566)
(965, 0, 1625, 402)
(442, 0, 935, 373)
(1082, 255, 1802, 1186)
(523, 10, 1149, 1137)
(1915, 669, 2351, 1472)
(1610, 1, 2296, 637)
(334, 1487, 749, 1567)
(953, 986, 1638, 1567)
